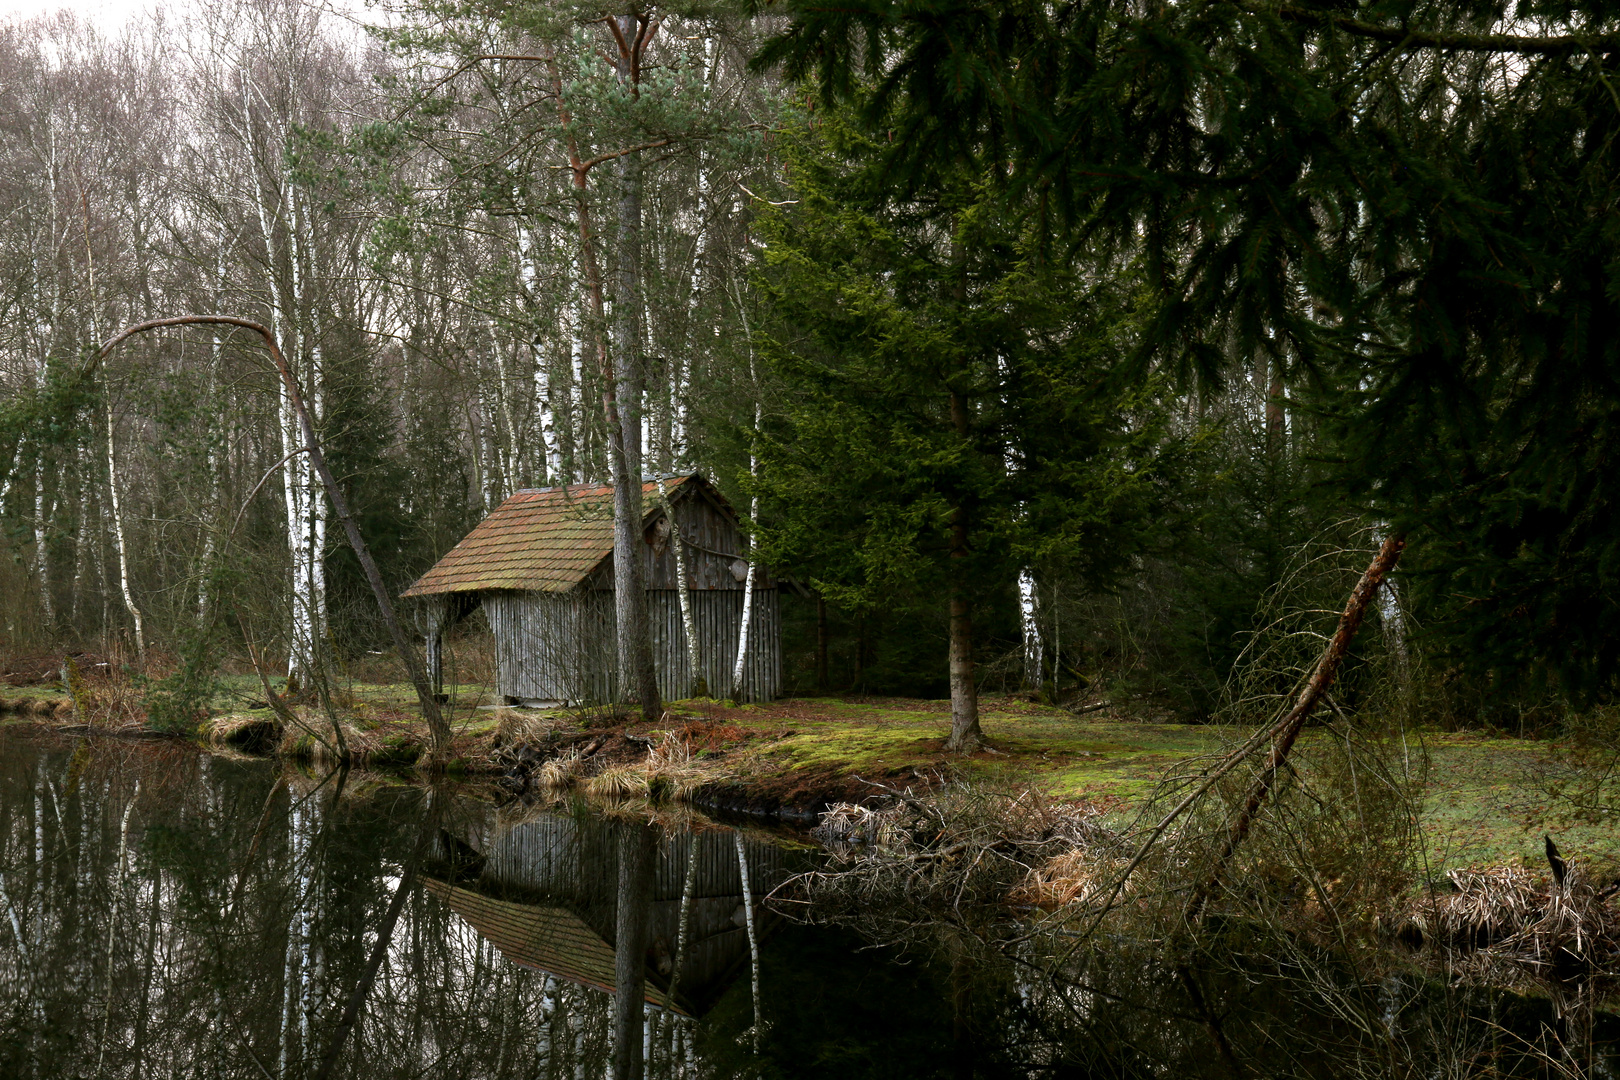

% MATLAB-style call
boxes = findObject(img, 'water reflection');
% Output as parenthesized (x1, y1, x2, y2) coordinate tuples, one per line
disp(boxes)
(2, 728, 1616, 1079)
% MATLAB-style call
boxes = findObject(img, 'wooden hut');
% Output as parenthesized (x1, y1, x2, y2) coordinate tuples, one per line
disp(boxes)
(402, 473, 780, 705)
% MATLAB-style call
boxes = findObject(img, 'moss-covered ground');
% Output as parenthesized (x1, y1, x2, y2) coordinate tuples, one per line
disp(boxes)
(654, 695, 1619, 875)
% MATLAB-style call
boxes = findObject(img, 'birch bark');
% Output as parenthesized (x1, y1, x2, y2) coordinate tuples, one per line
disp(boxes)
(656, 478, 704, 697)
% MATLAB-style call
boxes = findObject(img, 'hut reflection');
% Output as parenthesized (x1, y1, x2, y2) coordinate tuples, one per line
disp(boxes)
(423, 811, 787, 1020)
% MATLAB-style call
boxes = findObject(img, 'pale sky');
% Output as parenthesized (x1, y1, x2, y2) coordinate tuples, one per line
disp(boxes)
(0, 0, 167, 25)
(0, 0, 382, 32)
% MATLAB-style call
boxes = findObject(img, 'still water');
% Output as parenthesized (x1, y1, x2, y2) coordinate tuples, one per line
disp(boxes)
(0, 728, 1614, 1079)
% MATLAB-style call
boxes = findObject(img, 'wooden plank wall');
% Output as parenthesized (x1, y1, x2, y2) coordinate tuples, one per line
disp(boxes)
(648, 590, 781, 703)
(492, 588, 782, 705)
(487, 591, 615, 704)
(484, 816, 789, 903)
(641, 486, 775, 591)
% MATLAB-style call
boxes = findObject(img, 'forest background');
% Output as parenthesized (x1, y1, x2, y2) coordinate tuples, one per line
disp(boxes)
(1, 0, 1615, 750)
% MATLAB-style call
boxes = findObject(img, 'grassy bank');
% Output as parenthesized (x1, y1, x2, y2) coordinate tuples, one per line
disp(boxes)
(3, 677, 1611, 875)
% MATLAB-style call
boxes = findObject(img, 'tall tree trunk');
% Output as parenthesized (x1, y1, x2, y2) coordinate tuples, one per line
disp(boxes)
(614, 138, 660, 719)
(101, 394, 145, 660)
(945, 389, 981, 751)
(547, 43, 660, 720)
(613, 820, 657, 1080)
(77, 185, 145, 661)
(1018, 568, 1041, 693)
(816, 597, 829, 692)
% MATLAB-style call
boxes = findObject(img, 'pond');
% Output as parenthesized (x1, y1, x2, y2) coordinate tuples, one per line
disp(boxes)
(0, 727, 1614, 1079)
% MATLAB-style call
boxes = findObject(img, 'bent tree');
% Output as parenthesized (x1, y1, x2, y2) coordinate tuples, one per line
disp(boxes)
(95, 316, 452, 762)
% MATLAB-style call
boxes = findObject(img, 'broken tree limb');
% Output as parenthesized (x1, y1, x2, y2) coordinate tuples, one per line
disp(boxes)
(1186, 531, 1407, 922)
(94, 316, 452, 763)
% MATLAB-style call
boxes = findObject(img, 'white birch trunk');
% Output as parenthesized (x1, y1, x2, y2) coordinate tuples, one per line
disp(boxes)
(523, 225, 564, 483)
(102, 395, 146, 658)
(730, 289, 761, 701)
(77, 191, 146, 659)
(657, 478, 704, 696)
(1019, 568, 1041, 691)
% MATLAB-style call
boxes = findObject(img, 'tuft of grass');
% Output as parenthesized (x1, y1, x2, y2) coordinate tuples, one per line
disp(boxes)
(536, 748, 585, 790)
(201, 715, 280, 753)
(586, 764, 651, 800)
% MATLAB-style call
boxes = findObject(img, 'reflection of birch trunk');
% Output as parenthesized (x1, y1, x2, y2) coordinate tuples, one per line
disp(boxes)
(665, 836, 699, 1009)
(130, 865, 160, 1080)
(733, 831, 762, 1053)
(311, 796, 438, 1080)
(95, 784, 140, 1077)
(537, 974, 556, 1071)
(657, 478, 704, 697)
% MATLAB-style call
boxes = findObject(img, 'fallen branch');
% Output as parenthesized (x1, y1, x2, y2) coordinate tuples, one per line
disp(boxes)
(1185, 531, 1406, 921)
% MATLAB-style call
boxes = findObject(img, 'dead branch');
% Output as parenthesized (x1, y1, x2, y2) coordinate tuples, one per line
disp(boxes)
(1186, 531, 1406, 921)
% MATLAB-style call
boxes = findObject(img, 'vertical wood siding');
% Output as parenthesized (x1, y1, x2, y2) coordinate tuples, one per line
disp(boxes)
(638, 486, 774, 591)
(488, 587, 780, 704)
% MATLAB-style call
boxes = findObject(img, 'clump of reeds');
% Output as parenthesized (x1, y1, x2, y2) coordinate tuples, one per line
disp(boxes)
(1010, 845, 1135, 908)
(1403, 858, 1620, 987)
(535, 747, 585, 790)
(586, 763, 652, 800)
(495, 708, 570, 747)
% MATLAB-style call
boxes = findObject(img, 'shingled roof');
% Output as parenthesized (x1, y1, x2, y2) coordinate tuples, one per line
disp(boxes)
(421, 878, 685, 1013)
(401, 476, 694, 598)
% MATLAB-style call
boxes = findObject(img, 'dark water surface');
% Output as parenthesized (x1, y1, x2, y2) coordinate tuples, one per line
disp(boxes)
(1, 728, 1615, 1079)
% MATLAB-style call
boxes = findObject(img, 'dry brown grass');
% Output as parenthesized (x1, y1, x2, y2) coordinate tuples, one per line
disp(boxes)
(535, 747, 586, 790)
(791, 781, 1128, 930)
(495, 709, 571, 746)
(1396, 853, 1620, 1064)
(201, 715, 281, 753)
(585, 763, 652, 800)
(1010, 846, 1133, 908)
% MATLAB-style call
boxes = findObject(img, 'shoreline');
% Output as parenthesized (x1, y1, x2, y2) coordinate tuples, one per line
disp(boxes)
(4, 689, 1616, 877)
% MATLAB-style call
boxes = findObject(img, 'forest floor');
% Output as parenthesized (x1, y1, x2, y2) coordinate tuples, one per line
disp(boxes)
(1, 679, 1611, 875)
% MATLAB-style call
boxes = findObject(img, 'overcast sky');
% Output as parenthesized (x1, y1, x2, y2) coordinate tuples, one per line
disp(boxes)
(0, 0, 161, 25)
(0, 0, 382, 33)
